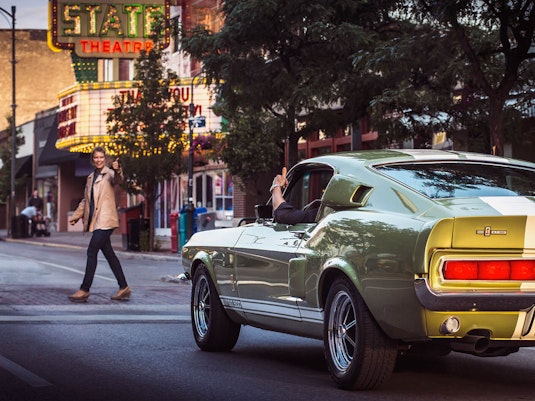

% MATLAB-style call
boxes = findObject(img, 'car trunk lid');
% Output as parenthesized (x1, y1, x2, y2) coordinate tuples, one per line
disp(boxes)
(451, 215, 535, 250)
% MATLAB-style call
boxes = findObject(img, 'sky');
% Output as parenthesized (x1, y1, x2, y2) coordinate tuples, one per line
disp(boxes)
(0, 0, 49, 30)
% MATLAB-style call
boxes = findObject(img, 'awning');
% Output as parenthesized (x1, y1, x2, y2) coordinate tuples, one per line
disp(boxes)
(15, 155, 32, 178)
(39, 128, 80, 166)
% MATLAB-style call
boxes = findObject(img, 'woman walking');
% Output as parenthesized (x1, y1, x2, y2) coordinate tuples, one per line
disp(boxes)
(68, 146, 131, 302)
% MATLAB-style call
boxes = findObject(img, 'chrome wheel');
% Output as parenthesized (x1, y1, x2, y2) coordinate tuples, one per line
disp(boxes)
(193, 274, 210, 339)
(327, 290, 357, 373)
(324, 275, 397, 390)
(190, 265, 241, 351)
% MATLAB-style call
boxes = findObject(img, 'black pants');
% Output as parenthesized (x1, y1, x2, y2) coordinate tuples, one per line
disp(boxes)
(80, 229, 128, 292)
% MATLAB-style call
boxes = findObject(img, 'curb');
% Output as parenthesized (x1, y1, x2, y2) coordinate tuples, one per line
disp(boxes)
(1, 236, 180, 262)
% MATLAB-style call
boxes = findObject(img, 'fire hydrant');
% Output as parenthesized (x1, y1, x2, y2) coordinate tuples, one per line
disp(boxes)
(170, 212, 179, 253)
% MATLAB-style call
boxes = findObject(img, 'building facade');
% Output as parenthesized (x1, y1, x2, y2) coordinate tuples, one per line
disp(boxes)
(46, 0, 234, 235)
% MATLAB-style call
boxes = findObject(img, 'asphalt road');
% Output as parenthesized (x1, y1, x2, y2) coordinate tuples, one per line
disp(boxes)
(1, 241, 535, 401)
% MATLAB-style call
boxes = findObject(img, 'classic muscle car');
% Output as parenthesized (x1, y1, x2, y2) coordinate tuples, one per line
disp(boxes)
(181, 149, 535, 390)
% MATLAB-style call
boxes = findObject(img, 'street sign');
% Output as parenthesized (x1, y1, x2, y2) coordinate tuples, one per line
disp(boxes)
(188, 116, 206, 128)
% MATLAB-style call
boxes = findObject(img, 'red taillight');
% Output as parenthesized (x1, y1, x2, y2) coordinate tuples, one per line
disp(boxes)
(443, 260, 535, 280)
(478, 261, 510, 280)
(510, 260, 535, 280)
(443, 261, 478, 280)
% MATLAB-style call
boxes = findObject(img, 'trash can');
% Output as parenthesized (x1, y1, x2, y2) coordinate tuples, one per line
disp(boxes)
(179, 212, 187, 250)
(119, 204, 143, 250)
(11, 215, 29, 239)
(127, 218, 149, 251)
(197, 212, 216, 231)
(179, 206, 208, 246)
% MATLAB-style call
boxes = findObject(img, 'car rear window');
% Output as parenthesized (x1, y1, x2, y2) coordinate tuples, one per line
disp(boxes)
(376, 162, 535, 199)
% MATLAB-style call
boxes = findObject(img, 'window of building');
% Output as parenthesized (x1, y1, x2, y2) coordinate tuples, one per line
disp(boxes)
(155, 177, 181, 234)
(171, 15, 181, 53)
(191, 170, 233, 221)
(102, 59, 114, 81)
(118, 59, 133, 81)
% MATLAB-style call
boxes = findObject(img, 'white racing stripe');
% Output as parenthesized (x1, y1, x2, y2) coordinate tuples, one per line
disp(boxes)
(525, 216, 535, 249)
(480, 196, 535, 216)
(0, 354, 52, 387)
(479, 197, 535, 249)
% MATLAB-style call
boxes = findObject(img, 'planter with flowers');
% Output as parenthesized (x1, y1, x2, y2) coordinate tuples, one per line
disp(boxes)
(191, 134, 220, 165)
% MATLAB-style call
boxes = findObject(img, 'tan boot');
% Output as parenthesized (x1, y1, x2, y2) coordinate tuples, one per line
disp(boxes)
(111, 286, 131, 301)
(68, 290, 89, 302)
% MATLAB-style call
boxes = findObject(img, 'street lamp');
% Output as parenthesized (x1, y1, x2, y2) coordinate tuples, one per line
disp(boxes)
(185, 71, 202, 240)
(0, 5, 16, 236)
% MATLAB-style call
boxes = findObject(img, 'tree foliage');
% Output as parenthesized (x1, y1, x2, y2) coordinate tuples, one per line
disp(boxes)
(106, 20, 186, 251)
(0, 116, 24, 203)
(181, 0, 535, 174)
(218, 107, 284, 184)
(365, 0, 535, 155)
(181, 0, 395, 171)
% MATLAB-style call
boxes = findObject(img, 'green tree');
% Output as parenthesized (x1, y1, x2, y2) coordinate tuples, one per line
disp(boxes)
(0, 116, 24, 203)
(368, 0, 535, 155)
(183, 0, 535, 163)
(181, 0, 393, 172)
(218, 107, 284, 184)
(106, 20, 186, 251)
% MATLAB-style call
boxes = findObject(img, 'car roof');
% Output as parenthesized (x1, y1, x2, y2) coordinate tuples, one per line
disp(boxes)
(295, 149, 535, 175)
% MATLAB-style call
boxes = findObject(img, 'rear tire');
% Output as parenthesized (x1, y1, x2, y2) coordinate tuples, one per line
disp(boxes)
(324, 275, 397, 390)
(191, 264, 240, 351)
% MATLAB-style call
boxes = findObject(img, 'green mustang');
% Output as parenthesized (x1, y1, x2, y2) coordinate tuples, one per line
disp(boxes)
(181, 149, 535, 390)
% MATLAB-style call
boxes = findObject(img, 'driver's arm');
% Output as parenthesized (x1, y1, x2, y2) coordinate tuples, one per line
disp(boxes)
(270, 167, 288, 211)
(270, 167, 318, 224)
(271, 185, 286, 210)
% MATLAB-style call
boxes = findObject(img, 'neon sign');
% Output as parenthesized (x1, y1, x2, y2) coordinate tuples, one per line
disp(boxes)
(49, 0, 170, 58)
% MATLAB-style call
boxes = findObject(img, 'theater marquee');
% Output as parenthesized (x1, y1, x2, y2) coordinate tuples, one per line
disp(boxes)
(49, 0, 170, 58)
(55, 80, 221, 153)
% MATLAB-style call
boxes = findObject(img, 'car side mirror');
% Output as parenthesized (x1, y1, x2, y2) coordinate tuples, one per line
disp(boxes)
(255, 204, 272, 220)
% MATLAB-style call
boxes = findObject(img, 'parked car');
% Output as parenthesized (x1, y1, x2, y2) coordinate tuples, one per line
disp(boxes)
(181, 149, 535, 390)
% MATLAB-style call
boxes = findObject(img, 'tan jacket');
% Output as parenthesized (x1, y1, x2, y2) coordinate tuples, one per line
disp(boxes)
(71, 166, 123, 232)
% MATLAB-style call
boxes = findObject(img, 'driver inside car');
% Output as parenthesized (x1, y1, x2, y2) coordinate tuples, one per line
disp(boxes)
(270, 167, 319, 224)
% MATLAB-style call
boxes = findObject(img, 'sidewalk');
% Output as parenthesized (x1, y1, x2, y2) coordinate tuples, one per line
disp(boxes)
(0, 229, 180, 262)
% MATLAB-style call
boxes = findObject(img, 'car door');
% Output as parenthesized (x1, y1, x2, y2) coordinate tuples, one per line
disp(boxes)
(232, 165, 333, 331)
(233, 223, 307, 327)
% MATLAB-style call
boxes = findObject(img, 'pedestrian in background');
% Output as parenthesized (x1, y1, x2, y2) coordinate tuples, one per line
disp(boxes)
(20, 205, 39, 237)
(68, 146, 131, 302)
(28, 188, 43, 211)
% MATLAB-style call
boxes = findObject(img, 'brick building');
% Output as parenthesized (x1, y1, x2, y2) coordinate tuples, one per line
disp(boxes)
(0, 29, 74, 132)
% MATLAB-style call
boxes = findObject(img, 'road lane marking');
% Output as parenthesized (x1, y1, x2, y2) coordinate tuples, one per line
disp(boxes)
(0, 253, 114, 282)
(0, 354, 52, 387)
(0, 315, 190, 322)
(39, 261, 114, 282)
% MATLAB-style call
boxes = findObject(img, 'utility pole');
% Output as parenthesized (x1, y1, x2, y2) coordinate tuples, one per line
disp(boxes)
(185, 72, 202, 240)
(0, 6, 17, 236)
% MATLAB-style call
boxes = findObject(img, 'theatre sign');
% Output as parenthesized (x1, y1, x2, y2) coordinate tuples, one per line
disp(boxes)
(49, 0, 170, 58)
(55, 80, 221, 153)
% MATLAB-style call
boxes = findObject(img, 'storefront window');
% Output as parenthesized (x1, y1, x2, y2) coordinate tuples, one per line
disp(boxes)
(214, 172, 233, 221)
(155, 177, 181, 234)
(195, 174, 213, 208)
(191, 170, 233, 222)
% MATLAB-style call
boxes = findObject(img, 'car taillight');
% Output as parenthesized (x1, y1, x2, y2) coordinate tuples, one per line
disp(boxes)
(510, 260, 535, 280)
(443, 260, 535, 280)
(443, 261, 477, 280)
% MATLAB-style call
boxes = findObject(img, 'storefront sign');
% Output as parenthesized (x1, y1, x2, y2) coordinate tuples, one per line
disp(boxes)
(56, 81, 221, 152)
(49, 0, 170, 58)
